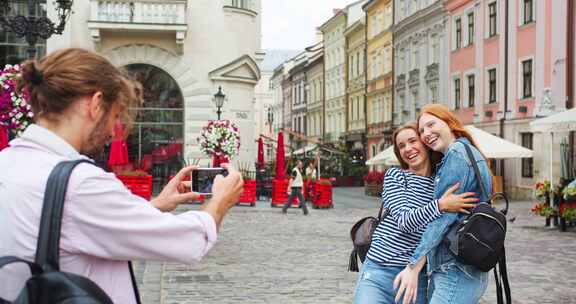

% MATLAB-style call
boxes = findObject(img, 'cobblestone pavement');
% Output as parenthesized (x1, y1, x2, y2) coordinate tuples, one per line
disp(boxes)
(135, 188, 576, 304)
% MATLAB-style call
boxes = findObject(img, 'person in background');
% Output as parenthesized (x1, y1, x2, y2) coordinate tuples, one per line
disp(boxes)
(0, 48, 244, 303)
(282, 159, 308, 215)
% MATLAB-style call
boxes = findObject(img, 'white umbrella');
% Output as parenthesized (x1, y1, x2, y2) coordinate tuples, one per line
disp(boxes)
(466, 126, 533, 159)
(365, 146, 399, 166)
(530, 108, 576, 133)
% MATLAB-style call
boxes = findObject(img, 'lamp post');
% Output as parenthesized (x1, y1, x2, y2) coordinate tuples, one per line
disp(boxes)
(267, 106, 274, 135)
(1, 0, 74, 59)
(212, 86, 226, 120)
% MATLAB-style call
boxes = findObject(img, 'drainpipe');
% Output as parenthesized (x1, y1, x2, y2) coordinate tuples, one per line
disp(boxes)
(500, 0, 509, 190)
(364, 9, 369, 160)
(568, 0, 575, 175)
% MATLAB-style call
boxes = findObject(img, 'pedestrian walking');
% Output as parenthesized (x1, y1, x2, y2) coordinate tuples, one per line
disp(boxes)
(354, 123, 477, 304)
(0, 48, 244, 303)
(282, 160, 308, 215)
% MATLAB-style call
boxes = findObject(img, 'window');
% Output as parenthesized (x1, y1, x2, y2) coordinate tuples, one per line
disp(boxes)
(521, 133, 533, 177)
(523, 0, 534, 24)
(468, 12, 475, 45)
(372, 145, 377, 158)
(454, 78, 461, 109)
(455, 18, 462, 49)
(228, 0, 255, 11)
(488, 68, 497, 103)
(522, 59, 533, 98)
(489, 2, 497, 37)
(468, 74, 475, 107)
(430, 86, 438, 103)
(384, 46, 392, 74)
(430, 35, 439, 64)
(412, 45, 419, 69)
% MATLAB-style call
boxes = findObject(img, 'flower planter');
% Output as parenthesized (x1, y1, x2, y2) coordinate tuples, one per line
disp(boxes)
(364, 183, 381, 197)
(237, 179, 256, 206)
(271, 178, 300, 208)
(117, 175, 153, 200)
(312, 181, 333, 209)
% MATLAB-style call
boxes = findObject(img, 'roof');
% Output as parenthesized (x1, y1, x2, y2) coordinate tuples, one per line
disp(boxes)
(260, 49, 300, 72)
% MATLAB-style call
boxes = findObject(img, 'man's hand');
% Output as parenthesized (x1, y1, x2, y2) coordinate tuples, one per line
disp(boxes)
(151, 165, 200, 212)
(201, 163, 244, 230)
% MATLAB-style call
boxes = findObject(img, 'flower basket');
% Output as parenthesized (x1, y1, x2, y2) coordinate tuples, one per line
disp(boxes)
(117, 174, 153, 200)
(0, 64, 34, 136)
(237, 179, 256, 206)
(197, 120, 240, 165)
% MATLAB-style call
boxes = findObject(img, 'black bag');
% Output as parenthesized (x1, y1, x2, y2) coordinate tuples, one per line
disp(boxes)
(443, 144, 511, 304)
(0, 160, 141, 304)
(347, 203, 388, 272)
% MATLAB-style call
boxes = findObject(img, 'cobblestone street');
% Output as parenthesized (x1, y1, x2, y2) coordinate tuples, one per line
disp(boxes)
(135, 187, 576, 304)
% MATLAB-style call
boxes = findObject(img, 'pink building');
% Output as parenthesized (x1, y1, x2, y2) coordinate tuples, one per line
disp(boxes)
(444, 0, 570, 198)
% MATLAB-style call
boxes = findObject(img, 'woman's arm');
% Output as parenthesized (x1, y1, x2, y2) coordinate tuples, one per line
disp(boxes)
(408, 154, 472, 265)
(383, 169, 476, 233)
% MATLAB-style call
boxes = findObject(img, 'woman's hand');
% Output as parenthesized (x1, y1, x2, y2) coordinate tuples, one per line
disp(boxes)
(393, 265, 421, 304)
(438, 182, 479, 214)
(151, 165, 200, 212)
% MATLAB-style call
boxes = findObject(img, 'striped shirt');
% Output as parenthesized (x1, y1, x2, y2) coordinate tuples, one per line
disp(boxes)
(366, 167, 442, 267)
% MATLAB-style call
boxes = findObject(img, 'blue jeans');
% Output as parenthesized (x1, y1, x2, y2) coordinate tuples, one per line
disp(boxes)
(427, 263, 488, 304)
(354, 259, 428, 304)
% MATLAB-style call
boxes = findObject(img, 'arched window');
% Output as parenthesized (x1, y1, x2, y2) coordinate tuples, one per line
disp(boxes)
(124, 64, 184, 187)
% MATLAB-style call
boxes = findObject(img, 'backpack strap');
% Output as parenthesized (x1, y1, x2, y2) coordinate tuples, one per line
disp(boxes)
(0, 256, 43, 275)
(35, 159, 93, 271)
(494, 247, 512, 304)
(34, 159, 143, 304)
(462, 144, 488, 200)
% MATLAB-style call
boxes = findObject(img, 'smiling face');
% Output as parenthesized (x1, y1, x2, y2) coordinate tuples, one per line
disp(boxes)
(395, 128, 430, 171)
(418, 113, 456, 154)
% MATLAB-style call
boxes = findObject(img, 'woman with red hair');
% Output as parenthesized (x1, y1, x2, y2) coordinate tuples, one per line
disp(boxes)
(393, 104, 492, 304)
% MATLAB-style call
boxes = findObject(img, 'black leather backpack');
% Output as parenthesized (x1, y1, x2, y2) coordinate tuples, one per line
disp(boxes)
(0, 160, 141, 304)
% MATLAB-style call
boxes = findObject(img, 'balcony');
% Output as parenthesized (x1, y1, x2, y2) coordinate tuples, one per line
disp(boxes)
(408, 69, 420, 87)
(88, 0, 188, 51)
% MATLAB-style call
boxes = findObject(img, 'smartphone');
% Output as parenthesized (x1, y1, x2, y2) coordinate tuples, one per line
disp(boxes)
(191, 167, 228, 195)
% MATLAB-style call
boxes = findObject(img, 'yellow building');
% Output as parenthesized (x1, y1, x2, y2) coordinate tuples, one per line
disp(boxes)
(363, 0, 394, 162)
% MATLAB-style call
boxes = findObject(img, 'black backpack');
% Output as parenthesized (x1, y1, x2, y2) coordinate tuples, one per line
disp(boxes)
(443, 144, 511, 304)
(0, 160, 141, 304)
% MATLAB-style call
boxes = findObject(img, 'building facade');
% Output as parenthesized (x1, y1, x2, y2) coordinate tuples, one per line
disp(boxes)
(364, 0, 394, 163)
(289, 52, 309, 149)
(305, 43, 325, 143)
(394, 0, 448, 127)
(255, 50, 299, 140)
(445, 0, 570, 198)
(320, 10, 347, 145)
(46, 0, 263, 169)
(345, 1, 368, 161)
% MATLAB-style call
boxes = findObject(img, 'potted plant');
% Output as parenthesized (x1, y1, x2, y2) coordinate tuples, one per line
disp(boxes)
(237, 162, 256, 206)
(560, 207, 576, 232)
(562, 184, 576, 202)
(534, 181, 551, 203)
(363, 171, 384, 197)
(312, 178, 333, 209)
(0, 64, 34, 136)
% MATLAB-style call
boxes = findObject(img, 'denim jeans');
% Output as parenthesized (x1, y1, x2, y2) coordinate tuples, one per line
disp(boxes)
(354, 259, 428, 304)
(427, 262, 488, 304)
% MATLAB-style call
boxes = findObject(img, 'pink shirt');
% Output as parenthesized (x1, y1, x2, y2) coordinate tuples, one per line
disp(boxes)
(0, 125, 217, 303)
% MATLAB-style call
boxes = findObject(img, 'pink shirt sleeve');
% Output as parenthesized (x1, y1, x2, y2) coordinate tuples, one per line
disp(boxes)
(59, 166, 217, 265)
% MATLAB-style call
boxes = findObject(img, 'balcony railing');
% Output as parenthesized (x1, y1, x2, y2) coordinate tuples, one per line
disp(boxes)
(90, 0, 187, 24)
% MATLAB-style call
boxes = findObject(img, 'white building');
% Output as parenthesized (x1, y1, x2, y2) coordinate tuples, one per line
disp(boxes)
(47, 0, 263, 168)
(320, 10, 347, 144)
(255, 50, 299, 139)
(393, 0, 449, 127)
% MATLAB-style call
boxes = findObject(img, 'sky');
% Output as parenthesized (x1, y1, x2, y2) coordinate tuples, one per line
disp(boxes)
(262, 0, 355, 51)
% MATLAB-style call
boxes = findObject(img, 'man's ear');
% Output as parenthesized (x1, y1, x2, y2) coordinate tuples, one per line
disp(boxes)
(87, 92, 104, 120)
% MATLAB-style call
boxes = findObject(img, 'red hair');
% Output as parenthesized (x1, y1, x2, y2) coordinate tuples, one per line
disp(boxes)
(417, 104, 484, 156)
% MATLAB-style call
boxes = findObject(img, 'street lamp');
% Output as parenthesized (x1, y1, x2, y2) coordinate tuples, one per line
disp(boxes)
(1, 0, 74, 59)
(212, 86, 226, 120)
(267, 106, 274, 134)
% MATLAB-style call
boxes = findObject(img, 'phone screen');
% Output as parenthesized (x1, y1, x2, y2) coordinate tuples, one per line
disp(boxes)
(192, 168, 228, 195)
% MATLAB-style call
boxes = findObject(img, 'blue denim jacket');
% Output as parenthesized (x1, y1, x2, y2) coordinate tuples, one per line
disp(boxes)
(409, 138, 493, 276)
